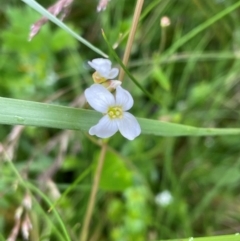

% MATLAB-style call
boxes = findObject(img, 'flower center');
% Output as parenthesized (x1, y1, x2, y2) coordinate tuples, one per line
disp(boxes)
(108, 106, 123, 119)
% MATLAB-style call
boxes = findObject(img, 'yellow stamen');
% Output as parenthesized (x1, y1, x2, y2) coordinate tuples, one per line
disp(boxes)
(108, 106, 123, 119)
(92, 72, 107, 84)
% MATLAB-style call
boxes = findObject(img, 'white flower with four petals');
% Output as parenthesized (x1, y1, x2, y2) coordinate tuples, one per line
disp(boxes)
(85, 84, 141, 140)
(88, 58, 119, 80)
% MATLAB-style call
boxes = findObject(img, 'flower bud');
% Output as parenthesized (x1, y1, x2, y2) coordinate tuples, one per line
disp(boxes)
(160, 16, 171, 28)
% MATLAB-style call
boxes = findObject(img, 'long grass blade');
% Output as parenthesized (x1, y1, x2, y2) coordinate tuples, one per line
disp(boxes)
(1, 97, 240, 137)
(159, 234, 240, 241)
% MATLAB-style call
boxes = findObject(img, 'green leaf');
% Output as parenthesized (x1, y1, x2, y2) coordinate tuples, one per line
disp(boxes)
(1, 97, 240, 137)
(159, 234, 240, 241)
(0, 235, 5, 241)
(95, 151, 133, 191)
(0, 97, 101, 131)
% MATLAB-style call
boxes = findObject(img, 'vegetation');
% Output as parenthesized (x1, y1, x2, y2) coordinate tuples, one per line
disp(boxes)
(1, 0, 240, 240)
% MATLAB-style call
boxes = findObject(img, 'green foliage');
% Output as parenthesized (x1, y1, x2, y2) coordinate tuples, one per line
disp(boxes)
(1, 0, 240, 241)
(96, 151, 133, 191)
(0, 7, 78, 99)
(109, 186, 151, 241)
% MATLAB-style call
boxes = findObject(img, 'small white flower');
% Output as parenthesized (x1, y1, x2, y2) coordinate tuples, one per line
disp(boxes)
(155, 190, 173, 207)
(88, 58, 119, 80)
(85, 84, 141, 140)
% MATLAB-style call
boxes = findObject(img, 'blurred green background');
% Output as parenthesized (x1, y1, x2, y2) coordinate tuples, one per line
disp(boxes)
(1, 0, 240, 240)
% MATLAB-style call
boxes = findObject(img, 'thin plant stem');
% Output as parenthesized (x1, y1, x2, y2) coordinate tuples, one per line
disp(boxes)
(48, 164, 94, 212)
(119, 0, 144, 81)
(159, 27, 166, 53)
(79, 142, 107, 241)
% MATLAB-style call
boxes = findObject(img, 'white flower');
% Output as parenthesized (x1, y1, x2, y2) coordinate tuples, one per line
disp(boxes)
(88, 58, 119, 80)
(85, 84, 141, 140)
(155, 190, 173, 207)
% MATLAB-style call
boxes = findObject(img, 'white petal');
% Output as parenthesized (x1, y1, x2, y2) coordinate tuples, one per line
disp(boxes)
(88, 58, 111, 71)
(97, 65, 112, 78)
(89, 115, 118, 138)
(107, 68, 119, 79)
(88, 58, 119, 80)
(88, 61, 98, 70)
(117, 112, 141, 140)
(115, 86, 133, 111)
(85, 84, 115, 113)
(92, 58, 112, 67)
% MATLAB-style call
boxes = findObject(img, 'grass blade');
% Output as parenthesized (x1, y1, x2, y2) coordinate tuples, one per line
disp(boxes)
(1, 97, 240, 137)
(159, 234, 240, 241)
(163, 1, 240, 57)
